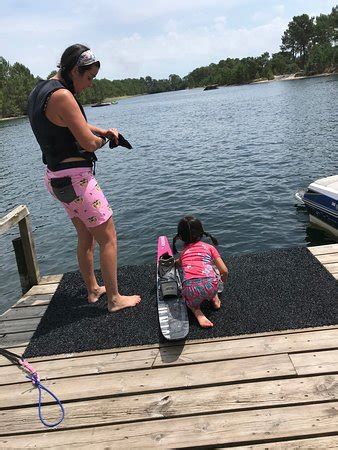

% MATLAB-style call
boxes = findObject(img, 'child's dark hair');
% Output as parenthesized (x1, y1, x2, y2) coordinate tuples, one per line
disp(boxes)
(58, 44, 100, 93)
(172, 216, 218, 253)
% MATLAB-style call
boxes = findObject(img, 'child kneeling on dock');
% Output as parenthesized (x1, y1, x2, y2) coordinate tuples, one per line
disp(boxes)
(173, 216, 228, 328)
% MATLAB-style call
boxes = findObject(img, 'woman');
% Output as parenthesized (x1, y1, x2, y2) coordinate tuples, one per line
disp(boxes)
(27, 43, 141, 312)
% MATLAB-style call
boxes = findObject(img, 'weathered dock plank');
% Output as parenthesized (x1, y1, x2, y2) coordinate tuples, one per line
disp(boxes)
(324, 263, 338, 274)
(0, 317, 44, 334)
(315, 253, 338, 264)
(0, 304, 48, 321)
(0, 330, 34, 348)
(39, 274, 63, 285)
(0, 354, 295, 408)
(154, 328, 338, 367)
(1, 402, 337, 448)
(227, 435, 338, 449)
(0, 375, 336, 436)
(290, 349, 338, 375)
(11, 293, 53, 308)
(0, 347, 159, 385)
(308, 243, 338, 256)
(20, 283, 59, 296)
(2, 328, 338, 382)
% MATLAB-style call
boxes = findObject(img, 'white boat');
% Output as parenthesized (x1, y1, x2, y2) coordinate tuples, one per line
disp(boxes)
(295, 175, 338, 237)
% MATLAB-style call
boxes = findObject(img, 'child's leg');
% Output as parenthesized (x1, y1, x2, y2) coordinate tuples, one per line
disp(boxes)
(187, 304, 214, 328)
(203, 277, 221, 309)
(211, 293, 221, 309)
(182, 278, 214, 328)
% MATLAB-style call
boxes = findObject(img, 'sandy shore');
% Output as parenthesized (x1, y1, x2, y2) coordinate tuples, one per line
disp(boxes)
(253, 72, 336, 84)
(0, 115, 27, 122)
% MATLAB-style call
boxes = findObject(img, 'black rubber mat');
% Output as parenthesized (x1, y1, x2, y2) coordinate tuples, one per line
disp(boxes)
(23, 247, 338, 357)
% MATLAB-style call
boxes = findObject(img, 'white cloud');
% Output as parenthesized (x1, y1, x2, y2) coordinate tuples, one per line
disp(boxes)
(0, 0, 334, 79)
(251, 4, 288, 24)
(0, 15, 75, 34)
(96, 16, 288, 79)
(80, 0, 246, 24)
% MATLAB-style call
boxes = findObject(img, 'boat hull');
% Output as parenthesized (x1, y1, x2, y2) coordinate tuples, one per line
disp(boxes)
(295, 175, 338, 238)
(308, 214, 338, 237)
(303, 192, 338, 229)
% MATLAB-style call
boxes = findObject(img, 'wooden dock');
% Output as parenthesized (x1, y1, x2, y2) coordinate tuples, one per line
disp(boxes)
(0, 243, 337, 448)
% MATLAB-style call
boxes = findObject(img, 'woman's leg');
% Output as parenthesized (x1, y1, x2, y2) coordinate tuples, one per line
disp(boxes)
(71, 217, 106, 303)
(89, 217, 141, 312)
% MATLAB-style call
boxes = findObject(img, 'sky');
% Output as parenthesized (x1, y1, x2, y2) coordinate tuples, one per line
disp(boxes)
(1, 0, 335, 80)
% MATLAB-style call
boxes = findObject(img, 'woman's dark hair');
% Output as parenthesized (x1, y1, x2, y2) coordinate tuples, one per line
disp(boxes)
(172, 216, 218, 253)
(58, 43, 100, 93)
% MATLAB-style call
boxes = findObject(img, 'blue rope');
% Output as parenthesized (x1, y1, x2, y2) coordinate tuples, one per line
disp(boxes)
(26, 373, 65, 428)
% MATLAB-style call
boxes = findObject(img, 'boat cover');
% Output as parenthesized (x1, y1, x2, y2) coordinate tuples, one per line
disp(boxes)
(309, 175, 338, 201)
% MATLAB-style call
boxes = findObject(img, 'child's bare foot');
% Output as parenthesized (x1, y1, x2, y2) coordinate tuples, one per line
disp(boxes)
(190, 307, 214, 328)
(197, 315, 214, 328)
(108, 294, 141, 312)
(88, 286, 106, 304)
(211, 294, 221, 310)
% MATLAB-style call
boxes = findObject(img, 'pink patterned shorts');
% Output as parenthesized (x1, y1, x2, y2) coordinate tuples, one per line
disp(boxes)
(182, 277, 218, 309)
(45, 167, 113, 227)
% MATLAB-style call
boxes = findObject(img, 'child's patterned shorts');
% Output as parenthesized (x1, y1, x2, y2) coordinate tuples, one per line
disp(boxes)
(45, 167, 112, 228)
(181, 277, 218, 309)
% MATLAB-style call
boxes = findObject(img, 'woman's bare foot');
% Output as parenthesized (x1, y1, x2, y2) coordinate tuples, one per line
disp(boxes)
(211, 294, 221, 310)
(88, 286, 106, 304)
(108, 294, 141, 312)
(190, 307, 214, 328)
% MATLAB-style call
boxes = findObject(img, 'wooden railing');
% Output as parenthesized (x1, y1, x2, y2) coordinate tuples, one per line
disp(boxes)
(0, 205, 40, 294)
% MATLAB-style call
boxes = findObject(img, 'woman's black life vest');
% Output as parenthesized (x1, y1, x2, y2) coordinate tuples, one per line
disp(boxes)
(27, 79, 97, 170)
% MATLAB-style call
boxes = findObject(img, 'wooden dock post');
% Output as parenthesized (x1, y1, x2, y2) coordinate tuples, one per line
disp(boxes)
(0, 205, 40, 294)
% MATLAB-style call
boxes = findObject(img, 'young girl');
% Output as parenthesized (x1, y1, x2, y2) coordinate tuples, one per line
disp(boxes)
(173, 216, 228, 328)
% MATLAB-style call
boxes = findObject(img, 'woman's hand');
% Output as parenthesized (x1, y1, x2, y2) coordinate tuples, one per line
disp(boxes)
(103, 128, 119, 146)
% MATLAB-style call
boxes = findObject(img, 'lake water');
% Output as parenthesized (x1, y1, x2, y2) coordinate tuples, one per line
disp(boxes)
(0, 76, 337, 314)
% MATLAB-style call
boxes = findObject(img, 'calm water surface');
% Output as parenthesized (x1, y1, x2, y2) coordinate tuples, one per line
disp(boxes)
(0, 76, 337, 314)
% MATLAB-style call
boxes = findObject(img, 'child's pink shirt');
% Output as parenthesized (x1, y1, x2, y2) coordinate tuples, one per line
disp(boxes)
(180, 241, 221, 280)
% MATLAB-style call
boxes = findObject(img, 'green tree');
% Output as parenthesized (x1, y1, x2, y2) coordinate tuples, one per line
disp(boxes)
(270, 51, 295, 74)
(169, 74, 186, 91)
(1, 61, 36, 117)
(305, 43, 335, 74)
(0, 57, 10, 87)
(185, 66, 212, 87)
(47, 70, 57, 79)
(232, 63, 250, 84)
(281, 14, 315, 67)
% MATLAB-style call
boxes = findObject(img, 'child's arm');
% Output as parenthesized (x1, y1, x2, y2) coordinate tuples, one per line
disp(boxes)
(214, 257, 228, 283)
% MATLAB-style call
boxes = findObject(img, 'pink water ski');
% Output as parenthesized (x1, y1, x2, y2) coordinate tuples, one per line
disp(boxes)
(156, 236, 189, 340)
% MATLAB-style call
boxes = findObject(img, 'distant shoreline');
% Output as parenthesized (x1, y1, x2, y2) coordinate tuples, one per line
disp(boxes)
(104, 94, 144, 102)
(0, 96, 137, 122)
(0, 73, 336, 122)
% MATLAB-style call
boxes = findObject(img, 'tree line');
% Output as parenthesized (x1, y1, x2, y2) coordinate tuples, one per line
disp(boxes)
(0, 6, 336, 118)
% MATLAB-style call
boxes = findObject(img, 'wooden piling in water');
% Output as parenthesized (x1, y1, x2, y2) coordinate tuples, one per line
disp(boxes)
(0, 205, 40, 294)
